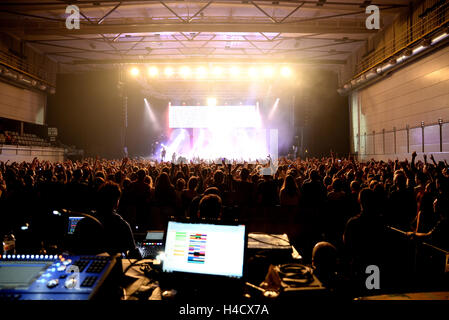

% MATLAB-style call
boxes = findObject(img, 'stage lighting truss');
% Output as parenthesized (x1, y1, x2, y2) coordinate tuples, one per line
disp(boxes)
(127, 65, 294, 81)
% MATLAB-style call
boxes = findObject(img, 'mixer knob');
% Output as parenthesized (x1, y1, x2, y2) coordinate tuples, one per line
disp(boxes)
(64, 277, 77, 289)
(46, 279, 59, 288)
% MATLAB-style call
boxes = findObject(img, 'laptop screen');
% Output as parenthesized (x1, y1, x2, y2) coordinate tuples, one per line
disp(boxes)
(162, 221, 246, 279)
(67, 216, 84, 235)
(146, 231, 164, 240)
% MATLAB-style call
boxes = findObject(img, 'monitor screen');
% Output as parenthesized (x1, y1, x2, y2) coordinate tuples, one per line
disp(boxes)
(146, 231, 164, 240)
(163, 221, 246, 278)
(67, 216, 84, 235)
(0, 262, 49, 289)
(169, 105, 260, 128)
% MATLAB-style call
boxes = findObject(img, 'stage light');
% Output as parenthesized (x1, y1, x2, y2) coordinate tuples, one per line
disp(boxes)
(164, 67, 174, 77)
(248, 67, 259, 78)
(268, 98, 280, 119)
(263, 66, 274, 78)
(207, 97, 217, 107)
(179, 66, 191, 78)
(148, 66, 158, 77)
(196, 66, 208, 78)
(129, 67, 140, 77)
(229, 66, 240, 77)
(280, 66, 292, 77)
(212, 66, 223, 77)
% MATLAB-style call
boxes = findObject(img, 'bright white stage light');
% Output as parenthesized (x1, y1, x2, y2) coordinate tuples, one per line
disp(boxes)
(164, 67, 174, 77)
(212, 66, 223, 77)
(248, 67, 259, 78)
(263, 66, 274, 78)
(148, 66, 158, 77)
(207, 97, 217, 106)
(179, 66, 191, 78)
(229, 66, 240, 77)
(196, 66, 208, 78)
(129, 67, 140, 77)
(280, 66, 292, 77)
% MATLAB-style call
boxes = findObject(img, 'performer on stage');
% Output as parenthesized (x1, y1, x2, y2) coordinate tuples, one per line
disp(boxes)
(161, 147, 166, 162)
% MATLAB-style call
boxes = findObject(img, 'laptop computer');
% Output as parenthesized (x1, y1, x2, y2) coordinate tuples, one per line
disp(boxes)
(135, 230, 165, 259)
(159, 219, 247, 299)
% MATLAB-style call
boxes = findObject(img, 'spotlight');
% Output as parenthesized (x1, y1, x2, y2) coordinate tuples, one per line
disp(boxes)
(164, 67, 174, 77)
(229, 66, 240, 77)
(263, 66, 274, 78)
(207, 97, 217, 106)
(148, 66, 158, 77)
(248, 67, 259, 78)
(129, 67, 140, 77)
(179, 66, 191, 78)
(196, 66, 208, 78)
(280, 66, 292, 77)
(212, 66, 223, 77)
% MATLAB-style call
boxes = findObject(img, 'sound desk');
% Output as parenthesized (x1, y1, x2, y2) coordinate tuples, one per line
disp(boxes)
(0, 254, 118, 300)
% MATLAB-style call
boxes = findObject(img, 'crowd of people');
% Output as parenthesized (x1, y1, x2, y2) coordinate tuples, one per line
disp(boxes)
(1, 152, 448, 294)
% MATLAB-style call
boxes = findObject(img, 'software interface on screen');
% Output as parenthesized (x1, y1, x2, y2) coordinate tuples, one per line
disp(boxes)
(0, 262, 49, 288)
(163, 222, 246, 278)
(67, 217, 84, 235)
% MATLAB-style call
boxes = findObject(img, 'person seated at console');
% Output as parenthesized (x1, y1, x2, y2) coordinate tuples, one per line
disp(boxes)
(74, 181, 139, 257)
(197, 193, 222, 220)
(312, 241, 338, 288)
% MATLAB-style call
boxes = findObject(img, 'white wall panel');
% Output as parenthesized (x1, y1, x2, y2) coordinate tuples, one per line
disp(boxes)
(351, 44, 449, 160)
(0, 81, 46, 124)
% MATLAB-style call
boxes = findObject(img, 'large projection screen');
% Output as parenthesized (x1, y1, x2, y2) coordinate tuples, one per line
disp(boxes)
(169, 105, 260, 128)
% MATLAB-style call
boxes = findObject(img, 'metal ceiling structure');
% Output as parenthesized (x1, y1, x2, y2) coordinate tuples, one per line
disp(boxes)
(0, 1, 409, 71)
(0, 1, 410, 99)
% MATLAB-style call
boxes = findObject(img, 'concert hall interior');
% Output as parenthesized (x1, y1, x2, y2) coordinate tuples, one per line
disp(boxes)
(1, 0, 449, 308)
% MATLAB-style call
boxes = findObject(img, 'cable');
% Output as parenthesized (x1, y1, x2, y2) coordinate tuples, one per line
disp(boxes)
(277, 264, 313, 286)
(123, 257, 146, 275)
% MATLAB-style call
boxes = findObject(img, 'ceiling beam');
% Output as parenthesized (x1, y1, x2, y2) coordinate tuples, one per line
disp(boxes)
(70, 57, 347, 64)
(8, 22, 377, 39)
(0, 0, 410, 9)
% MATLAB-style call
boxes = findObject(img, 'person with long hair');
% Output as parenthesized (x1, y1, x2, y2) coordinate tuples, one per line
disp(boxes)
(279, 174, 300, 206)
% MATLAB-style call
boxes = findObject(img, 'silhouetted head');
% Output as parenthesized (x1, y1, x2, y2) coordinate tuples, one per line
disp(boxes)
(187, 176, 198, 191)
(312, 241, 337, 284)
(198, 194, 222, 219)
(358, 188, 376, 216)
(204, 187, 220, 196)
(309, 169, 320, 181)
(350, 180, 361, 194)
(73, 168, 83, 181)
(240, 168, 250, 181)
(95, 181, 121, 214)
(332, 178, 343, 192)
(136, 169, 146, 182)
(176, 178, 185, 191)
(393, 172, 407, 189)
(156, 172, 172, 190)
(282, 175, 298, 195)
(214, 170, 224, 184)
